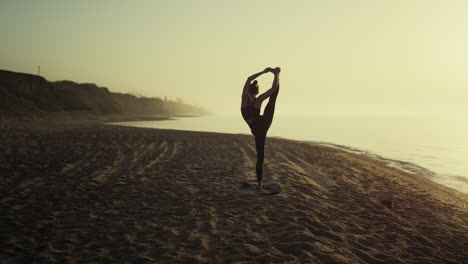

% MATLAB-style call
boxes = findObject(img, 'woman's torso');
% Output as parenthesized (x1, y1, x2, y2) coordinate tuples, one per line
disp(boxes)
(241, 96, 261, 125)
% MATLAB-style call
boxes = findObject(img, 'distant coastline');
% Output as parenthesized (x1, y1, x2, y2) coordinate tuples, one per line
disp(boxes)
(0, 69, 208, 117)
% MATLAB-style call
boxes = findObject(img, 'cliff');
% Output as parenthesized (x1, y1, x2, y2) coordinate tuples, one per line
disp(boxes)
(0, 70, 207, 116)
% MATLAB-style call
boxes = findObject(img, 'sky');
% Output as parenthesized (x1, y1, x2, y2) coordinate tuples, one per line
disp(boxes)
(1, 0, 468, 115)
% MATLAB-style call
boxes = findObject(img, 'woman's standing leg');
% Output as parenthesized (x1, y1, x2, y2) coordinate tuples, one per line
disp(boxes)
(254, 131, 266, 183)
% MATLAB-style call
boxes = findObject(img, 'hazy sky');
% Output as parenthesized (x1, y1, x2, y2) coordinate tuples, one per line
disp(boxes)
(1, 0, 467, 115)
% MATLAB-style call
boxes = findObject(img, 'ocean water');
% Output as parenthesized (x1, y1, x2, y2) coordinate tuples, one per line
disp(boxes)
(110, 114, 468, 193)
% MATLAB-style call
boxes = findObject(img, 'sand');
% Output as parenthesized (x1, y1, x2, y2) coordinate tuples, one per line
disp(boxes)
(1, 118, 467, 263)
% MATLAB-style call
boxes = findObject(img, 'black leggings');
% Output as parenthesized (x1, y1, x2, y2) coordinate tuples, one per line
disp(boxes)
(250, 85, 280, 181)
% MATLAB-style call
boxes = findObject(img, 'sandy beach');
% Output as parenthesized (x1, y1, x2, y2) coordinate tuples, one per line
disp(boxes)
(1, 118, 467, 263)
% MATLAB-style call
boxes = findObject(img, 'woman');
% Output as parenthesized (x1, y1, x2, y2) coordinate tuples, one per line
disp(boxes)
(241, 67, 280, 189)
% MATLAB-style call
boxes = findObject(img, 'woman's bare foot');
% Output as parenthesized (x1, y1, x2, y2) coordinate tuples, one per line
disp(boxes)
(256, 181, 263, 189)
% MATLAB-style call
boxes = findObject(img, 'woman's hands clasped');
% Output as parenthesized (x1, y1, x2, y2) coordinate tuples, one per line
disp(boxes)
(263, 67, 280, 74)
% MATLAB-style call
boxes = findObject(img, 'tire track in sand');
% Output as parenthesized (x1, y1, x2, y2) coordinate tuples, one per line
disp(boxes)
(137, 139, 168, 174)
(88, 139, 131, 185)
(269, 144, 332, 197)
(135, 138, 182, 183)
(60, 147, 98, 179)
(239, 141, 275, 181)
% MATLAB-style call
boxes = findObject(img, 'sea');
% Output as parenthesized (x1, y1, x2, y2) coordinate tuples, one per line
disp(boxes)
(110, 114, 468, 194)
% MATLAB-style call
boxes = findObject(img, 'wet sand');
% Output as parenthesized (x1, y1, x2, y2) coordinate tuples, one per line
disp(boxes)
(1, 119, 467, 263)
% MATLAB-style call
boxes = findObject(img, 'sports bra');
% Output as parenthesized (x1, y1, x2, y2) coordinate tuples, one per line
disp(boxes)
(241, 97, 260, 121)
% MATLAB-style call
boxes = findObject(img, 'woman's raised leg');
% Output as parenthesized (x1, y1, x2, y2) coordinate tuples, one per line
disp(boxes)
(263, 76, 280, 129)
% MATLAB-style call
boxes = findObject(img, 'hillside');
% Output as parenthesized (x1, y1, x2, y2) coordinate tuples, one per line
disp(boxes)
(0, 70, 207, 116)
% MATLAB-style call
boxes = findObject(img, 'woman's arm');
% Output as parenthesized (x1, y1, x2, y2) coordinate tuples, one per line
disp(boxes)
(256, 68, 280, 104)
(241, 68, 271, 98)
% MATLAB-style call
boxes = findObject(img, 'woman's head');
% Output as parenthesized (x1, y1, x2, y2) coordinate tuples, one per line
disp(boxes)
(249, 80, 259, 95)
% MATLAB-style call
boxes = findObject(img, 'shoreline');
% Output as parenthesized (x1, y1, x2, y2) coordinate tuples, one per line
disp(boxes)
(1, 118, 467, 263)
(6, 112, 454, 188)
(110, 118, 467, 194)
(0, 112, 175, 123)
(314, 141, 434, 176)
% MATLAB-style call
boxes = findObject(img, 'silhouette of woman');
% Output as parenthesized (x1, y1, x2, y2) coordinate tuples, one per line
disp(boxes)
(241, 67, 280, 189)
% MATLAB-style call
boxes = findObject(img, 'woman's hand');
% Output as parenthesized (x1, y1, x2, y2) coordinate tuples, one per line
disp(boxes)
(263, 67, 272, 73)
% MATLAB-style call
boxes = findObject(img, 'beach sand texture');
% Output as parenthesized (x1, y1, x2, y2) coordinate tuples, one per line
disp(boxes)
(1, 120, 467, 263)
